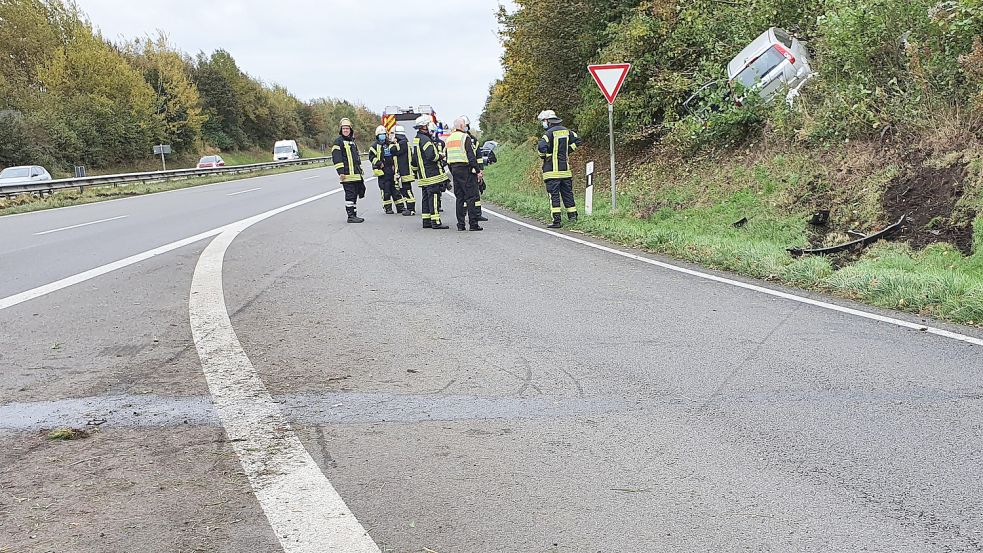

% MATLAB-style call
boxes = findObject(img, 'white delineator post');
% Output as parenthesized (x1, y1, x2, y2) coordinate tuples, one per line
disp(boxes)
(585, 161, 595, 216)
(588, 63, 631, 213)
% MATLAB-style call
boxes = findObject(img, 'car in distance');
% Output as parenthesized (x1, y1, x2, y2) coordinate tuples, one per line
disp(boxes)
(0, 165, 52, 185)
(196, 155, 226, 169)
(727, 27, 815, 106)
(273, 140, 300, 161)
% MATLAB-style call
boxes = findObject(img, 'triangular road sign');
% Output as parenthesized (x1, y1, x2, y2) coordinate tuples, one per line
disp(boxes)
(588, 63, 631, 104)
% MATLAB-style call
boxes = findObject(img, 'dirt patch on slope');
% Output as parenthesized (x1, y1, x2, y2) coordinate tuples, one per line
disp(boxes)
(882, 162, 975, 254)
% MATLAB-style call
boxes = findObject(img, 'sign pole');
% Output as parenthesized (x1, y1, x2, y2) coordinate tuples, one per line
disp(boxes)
(160, 147, 167, 171)
(608, 103, 616, 211)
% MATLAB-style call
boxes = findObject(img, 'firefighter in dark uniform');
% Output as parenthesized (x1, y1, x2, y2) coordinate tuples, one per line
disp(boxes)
(446, 116, 483, 231)
(389, 125, 416, 216)
(369, 125, 402, 214)
(411, 116, 449, 229)
(332, 117, 365, 223)
(434, 125, 449, 213)
(467, 126, 488, 222)
(537, 109, 581, 228)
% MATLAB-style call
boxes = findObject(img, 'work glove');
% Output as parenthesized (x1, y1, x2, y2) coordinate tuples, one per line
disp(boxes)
(358, 181, 366, 199)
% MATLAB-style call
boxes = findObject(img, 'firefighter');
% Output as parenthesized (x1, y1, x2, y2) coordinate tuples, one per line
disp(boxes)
(446, 116, 483, 231)
(411, 115, 449, 229)
(537, 110, 581, 228)
(369, 125, 402, 214)
(466, 125, 489, 222)
(390, 125, 416, 216)
(332, 117, 365, 223)
(433, 123, 449, 213)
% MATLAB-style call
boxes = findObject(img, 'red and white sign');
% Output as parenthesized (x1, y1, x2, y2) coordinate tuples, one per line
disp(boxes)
(588, 63, 631, 104)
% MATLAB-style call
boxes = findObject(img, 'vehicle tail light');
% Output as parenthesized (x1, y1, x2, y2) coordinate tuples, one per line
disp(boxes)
(774, 44, 795, 65)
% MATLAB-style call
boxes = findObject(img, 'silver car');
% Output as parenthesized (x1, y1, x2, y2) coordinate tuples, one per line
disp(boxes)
(0, 165, 53, 186)
(727, 27, 815, 106)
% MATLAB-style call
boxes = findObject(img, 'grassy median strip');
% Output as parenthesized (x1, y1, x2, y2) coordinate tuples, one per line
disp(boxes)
(483, 143, 983, 327)
(0, 162, 327, 217)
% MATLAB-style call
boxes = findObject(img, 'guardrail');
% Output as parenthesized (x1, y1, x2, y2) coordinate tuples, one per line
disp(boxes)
(0, 156, 349, 197)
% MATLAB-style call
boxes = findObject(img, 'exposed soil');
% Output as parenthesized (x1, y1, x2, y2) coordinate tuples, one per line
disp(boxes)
(882, 162, 975, 255)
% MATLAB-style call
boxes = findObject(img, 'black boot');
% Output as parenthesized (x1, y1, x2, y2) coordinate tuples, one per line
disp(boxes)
(469, 224, 483, 231)
(423, 219, 432, 228)
(432, 220, 449, 229)
(476, 215, 489, 222)
(568, 212, 579, 222)
(547, 216, 562, 229)
(347, 207, 364, 223)
(385, 207, 394, 214)
(457, 224, 466, 231)
(403, 210, 415, 216)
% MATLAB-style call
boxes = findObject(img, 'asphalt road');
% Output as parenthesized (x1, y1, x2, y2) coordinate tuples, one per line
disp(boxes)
(2, 163, 982, 552)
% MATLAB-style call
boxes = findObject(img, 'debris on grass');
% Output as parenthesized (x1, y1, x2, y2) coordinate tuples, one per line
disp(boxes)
(46, 428, 90, 441)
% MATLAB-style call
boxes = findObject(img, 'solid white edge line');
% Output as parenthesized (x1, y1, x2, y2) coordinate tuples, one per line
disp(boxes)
(189, 187, 381, 552)
(33, 215, 129, 235)
(227, 187, 263, 196)
(480, 204, 983, 348)
(0, 190, 339, 311)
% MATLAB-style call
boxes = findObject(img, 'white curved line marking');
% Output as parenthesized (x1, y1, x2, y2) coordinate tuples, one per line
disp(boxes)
(189, 187, 380, 552)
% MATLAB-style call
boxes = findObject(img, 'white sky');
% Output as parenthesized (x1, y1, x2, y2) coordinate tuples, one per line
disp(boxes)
(75, 0, 509, 127)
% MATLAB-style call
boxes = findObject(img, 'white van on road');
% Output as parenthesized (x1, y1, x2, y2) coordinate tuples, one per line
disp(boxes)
(273, 140, 300, 161)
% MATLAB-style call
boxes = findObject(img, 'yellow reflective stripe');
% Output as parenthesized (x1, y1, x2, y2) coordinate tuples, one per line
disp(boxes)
(345, 143, 355, 176)
(551, 207, 563, 213)
(543, 171, 573, 179)
(567, 206, 578, 212)
(331, 145, 340, 152)
(474, 201, 481, 206)
(373, 169, 384, 176)
(334, 163, 345, 169)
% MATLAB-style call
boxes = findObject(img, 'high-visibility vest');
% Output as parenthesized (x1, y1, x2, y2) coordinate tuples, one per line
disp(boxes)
(445, 131, 469, 165)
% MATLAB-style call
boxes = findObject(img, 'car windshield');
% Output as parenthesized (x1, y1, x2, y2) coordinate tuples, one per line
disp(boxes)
(733, 46, 786, 88)
(0, 167, 31, 178)
(199, 156, 216, 163)
(274, 146, 294, 153)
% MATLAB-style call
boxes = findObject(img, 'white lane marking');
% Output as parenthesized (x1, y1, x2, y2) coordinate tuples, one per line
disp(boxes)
(190, 187, 380, 553)
(302, 175, 319, 180)
(0, 190, 340, 311)
(33, 215, 129, 236)
(227, 187, 262, 196)
(482, 205, 983, 347)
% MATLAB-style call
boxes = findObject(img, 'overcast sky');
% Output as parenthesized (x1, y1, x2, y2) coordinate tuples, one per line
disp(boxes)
(75, 0, 509, 128)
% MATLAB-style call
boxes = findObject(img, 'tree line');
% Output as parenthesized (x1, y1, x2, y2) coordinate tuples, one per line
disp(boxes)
(0, 0, 380, 172)
(481, 0, 983, 149)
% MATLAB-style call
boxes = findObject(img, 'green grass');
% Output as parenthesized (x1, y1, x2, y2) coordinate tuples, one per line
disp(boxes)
(0, 161, 327, 217)
(483, 143, 983, 326)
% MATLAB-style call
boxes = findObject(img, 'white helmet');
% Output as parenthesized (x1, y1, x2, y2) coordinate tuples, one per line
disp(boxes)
(374, 125, 387, 136)
(414, 115, 431, 129)
(394, 125, 406, 136)
(427, 121, 437, 134)
(537, 109, 557, 121)
(453, 116, 470, 132)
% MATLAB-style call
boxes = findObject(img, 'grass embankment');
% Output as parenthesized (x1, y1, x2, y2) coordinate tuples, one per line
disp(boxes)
(483, 142, 983, 326)
(0, 148, 328, 217)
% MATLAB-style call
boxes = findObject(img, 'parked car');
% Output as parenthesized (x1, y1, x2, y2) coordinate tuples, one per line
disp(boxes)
(273, 140, 300, 161)
(727, 27, 815, 106)
(197, 155, 225, 169)
(0, 165, 52, 185)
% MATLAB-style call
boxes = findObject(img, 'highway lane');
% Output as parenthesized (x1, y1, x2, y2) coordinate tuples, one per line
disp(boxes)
(2, 165, 983, 551)
(0, 164, 368, 300)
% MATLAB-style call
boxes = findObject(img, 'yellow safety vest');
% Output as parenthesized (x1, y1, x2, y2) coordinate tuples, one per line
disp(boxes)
(446, 131, 469, 165)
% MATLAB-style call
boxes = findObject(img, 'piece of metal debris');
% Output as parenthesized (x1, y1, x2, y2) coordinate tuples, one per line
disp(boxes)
(789, 215, 906, 257)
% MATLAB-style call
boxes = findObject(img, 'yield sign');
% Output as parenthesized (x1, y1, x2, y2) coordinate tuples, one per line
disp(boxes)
(588, 63, 631, 104)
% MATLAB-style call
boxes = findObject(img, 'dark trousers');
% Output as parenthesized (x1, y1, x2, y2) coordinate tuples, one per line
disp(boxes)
(378, 174, 402, 212)
(420, 183, 444, 225)
(343, 181, 361, 217)
(451, 165, 480, 227)
(399, 176, 416, 213)
(545, 177, 577, 222)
